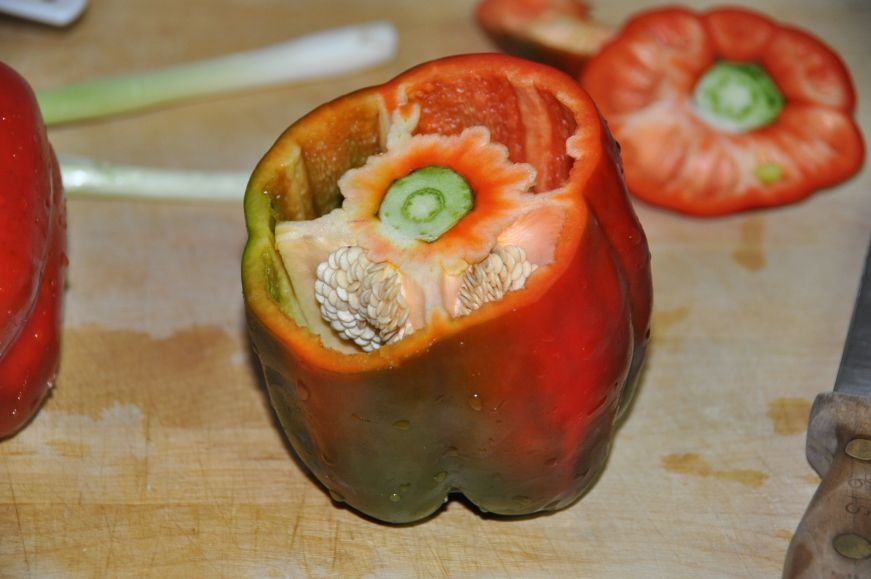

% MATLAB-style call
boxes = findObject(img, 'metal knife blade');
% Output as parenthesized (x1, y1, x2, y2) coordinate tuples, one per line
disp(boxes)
(783, 235, 871, 578)
(834, 238, 871, 397)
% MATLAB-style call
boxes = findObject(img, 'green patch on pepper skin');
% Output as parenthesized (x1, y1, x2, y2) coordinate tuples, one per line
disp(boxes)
(260, 247, 305, 324)
(262, 254, 281, 304)
(754, 162, 785, 185)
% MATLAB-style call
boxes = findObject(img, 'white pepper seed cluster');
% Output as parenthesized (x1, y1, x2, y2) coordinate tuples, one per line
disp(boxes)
(314, 244, 536, 351)
(314, 246, 412, 352)
(457, 245, 536, 316)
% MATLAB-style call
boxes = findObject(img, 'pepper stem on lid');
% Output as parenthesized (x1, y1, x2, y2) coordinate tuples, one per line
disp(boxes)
(693, 61, 784, 132)
(378, 166, 474, 242)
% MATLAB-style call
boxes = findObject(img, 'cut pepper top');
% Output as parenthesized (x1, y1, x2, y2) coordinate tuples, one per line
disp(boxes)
(580, 6, 864, 215)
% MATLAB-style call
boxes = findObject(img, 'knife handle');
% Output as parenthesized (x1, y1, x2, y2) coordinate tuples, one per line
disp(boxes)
(783, 392, 871, 579)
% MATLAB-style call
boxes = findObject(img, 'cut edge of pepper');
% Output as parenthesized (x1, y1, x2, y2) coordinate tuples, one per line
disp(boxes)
(242, 54, 608, 373)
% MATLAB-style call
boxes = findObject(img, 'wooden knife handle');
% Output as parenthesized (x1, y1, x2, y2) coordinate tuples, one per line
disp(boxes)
(783, 392, 871, 578)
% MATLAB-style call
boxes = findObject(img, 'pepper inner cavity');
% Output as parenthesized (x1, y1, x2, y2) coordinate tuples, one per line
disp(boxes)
(692, 61, 784, 132)
(274, 121, 565, 353)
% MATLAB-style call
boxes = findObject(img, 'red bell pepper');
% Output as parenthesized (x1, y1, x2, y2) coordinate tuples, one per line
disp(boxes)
(0, 62, 67, 439)
(243, 54, 651, 523)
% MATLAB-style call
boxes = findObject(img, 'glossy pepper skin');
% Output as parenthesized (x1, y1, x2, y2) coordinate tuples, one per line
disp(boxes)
(0, 62, 67, 439)
(242, 54, 651, 523)
(580, 6, 865, 216)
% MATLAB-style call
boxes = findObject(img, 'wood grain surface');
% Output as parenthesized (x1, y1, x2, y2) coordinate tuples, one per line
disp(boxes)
(1, 1, 869, 577)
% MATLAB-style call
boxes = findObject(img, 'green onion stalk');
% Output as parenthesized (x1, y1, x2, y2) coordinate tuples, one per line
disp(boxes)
(43, 22, 398, 202)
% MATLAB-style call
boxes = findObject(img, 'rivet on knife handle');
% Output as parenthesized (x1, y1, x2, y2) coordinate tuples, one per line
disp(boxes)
(845, 438, 871, 461)
(833, 531, 871, 560)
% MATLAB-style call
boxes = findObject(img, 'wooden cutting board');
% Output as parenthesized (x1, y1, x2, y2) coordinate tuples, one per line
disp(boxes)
(1, 1, 869, 576)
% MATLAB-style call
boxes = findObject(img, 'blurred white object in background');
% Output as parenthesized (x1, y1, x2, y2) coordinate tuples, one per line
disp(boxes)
(0, 0, 88, 27)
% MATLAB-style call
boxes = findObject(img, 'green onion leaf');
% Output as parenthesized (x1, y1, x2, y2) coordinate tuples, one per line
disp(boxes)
(38, 22, 398, 126)
(60, 156, 248, 203)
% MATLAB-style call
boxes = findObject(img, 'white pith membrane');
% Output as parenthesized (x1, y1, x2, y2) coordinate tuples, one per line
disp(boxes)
(275, 104, 570, 353)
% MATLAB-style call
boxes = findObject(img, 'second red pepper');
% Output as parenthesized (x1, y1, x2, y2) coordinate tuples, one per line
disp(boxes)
(0, 62, 67, 439)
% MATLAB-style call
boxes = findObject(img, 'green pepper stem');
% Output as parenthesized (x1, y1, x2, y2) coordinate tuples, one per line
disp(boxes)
(693, 61, 784, 133)
(378, 166, 473, 242)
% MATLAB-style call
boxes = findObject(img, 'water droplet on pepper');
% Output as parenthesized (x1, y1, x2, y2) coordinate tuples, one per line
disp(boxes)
(296, 379, 310, 401)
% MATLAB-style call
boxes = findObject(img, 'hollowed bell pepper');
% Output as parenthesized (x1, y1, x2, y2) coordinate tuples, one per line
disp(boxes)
(0, 62, 67, 439)
(581, 6, 865, 216)
(242, 54, 651, 523)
